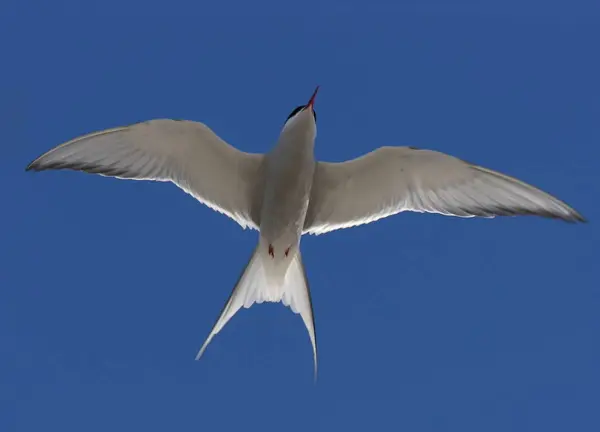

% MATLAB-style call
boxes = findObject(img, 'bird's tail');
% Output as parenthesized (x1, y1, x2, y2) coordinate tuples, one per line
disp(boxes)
(195, 246, 318, 377)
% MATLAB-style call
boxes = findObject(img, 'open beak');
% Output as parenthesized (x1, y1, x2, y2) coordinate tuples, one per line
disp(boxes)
(306, 86, 319, 110)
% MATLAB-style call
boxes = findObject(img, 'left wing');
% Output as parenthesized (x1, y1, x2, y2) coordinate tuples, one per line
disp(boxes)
(304, 146, 585, 235)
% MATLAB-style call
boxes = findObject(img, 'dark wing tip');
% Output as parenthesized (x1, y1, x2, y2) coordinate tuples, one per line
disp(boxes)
(25, 159, 65, 173)
(550, 204, 587, 224)
(570, 211, 587, 224)
(524, 208, 586, 224)
(25, 157, 135, 179)
(25, 159, 42, 172)
(529, 208, 586, 224)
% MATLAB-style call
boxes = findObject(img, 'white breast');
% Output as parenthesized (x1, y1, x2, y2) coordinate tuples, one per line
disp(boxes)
(259, 124, 316, 262)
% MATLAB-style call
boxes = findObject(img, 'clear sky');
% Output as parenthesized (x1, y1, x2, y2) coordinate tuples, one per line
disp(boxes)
(4, 1, 600, 431)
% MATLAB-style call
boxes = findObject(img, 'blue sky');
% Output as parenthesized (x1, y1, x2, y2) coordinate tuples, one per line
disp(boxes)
(3, 1, 600, 431)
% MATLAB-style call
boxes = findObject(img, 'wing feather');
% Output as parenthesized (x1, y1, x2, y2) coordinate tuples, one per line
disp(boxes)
(27, 119, 265, 229)
(304, 147, 585, 235)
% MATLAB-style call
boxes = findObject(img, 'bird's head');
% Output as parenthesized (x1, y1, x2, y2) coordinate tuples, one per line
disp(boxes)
(281, 86, 319, 138)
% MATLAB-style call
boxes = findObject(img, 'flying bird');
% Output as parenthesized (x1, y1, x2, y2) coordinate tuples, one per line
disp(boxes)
(26, 86, 585, 376)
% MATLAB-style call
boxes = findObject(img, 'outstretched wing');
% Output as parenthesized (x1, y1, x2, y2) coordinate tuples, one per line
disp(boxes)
(27, 119, 265, 229)
(305, 146, 585, 235)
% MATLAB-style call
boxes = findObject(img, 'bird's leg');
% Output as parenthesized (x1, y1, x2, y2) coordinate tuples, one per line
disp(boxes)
(284, 247, 290, 257)
(268, 244, 274, 258)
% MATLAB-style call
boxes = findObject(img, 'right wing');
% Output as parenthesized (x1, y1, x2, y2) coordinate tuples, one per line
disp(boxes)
(304, 146, 585, 235)
(27, 119, 265, 229)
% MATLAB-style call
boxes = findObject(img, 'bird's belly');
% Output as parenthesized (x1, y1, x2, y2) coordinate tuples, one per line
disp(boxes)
(259, 155, 314, 251)
(261, 177, 310, 238)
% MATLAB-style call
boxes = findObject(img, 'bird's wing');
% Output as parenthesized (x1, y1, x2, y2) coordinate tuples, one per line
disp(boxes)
(27, 119, 265, 229)
(304, 146, 585, 235)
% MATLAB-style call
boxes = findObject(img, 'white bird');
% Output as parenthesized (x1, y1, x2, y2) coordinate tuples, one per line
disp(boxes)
(27, 86, 585, 377)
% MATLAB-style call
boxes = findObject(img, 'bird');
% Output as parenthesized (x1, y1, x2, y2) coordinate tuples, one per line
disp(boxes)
(26, 86, 585, 377)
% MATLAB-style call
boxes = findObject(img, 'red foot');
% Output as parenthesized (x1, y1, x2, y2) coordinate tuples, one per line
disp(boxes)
(268, 244, 274, 258)
(284, 247, 290, 257)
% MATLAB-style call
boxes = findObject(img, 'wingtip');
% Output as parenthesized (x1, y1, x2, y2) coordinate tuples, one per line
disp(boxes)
(25, 157, 48, 172)
(562, 210, 587, 224)
(574, 213, 588, 223)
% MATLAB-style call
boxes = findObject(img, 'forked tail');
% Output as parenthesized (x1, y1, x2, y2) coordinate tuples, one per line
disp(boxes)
(195, 246, 318, 378)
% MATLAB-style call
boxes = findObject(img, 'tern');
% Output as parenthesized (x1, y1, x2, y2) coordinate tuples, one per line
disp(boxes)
(26, 86, 585, 376)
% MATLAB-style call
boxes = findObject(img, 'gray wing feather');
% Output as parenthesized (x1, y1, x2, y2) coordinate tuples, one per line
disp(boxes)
(304, 146, 585, 235)
(27, 119, 264, 229)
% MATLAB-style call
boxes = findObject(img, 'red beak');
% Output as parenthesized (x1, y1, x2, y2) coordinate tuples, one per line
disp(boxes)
(306, 85, 320, 109)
